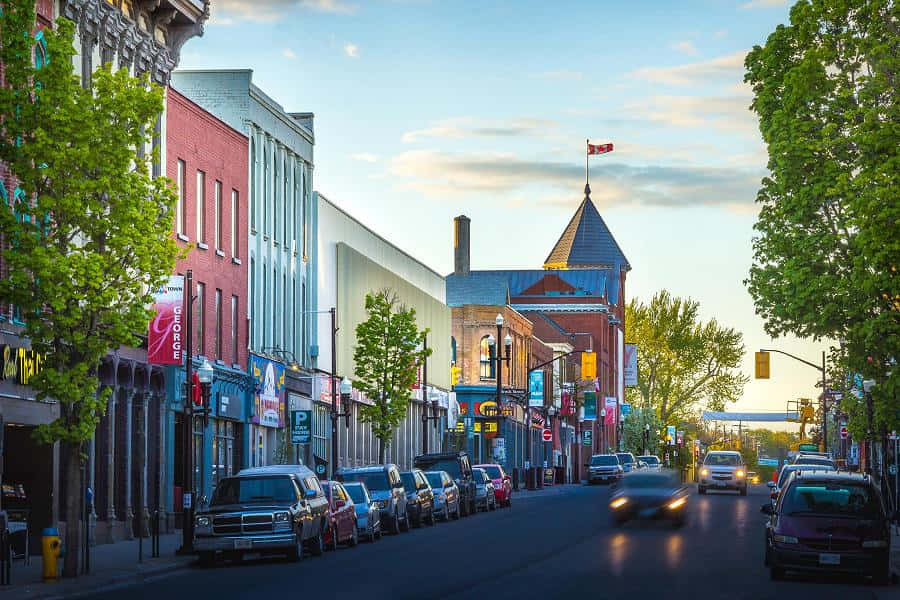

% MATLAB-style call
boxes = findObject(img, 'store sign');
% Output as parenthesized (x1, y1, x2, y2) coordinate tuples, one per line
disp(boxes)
(217, 394, 242, 420)
(582, 429, 592, 446)
(148, 275, 184, 365)
(624, 344, 638, 387)
(0, 344, 44, 386)
(250, 355, 285, 428)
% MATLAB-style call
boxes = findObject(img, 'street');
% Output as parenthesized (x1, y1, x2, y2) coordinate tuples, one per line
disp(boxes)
(83, 484, 897, 600)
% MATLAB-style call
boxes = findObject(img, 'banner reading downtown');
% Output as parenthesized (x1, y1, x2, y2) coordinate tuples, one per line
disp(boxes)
(148, 275, 184, 365)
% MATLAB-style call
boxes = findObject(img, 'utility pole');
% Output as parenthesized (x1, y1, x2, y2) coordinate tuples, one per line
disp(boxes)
(422, 335, 428, 454)
(177, 270, 194, 555)
(330, 307, 338, 479)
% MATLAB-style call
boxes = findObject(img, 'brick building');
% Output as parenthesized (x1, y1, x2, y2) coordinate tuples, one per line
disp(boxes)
(164, 87, 251, 516)
(446, 183, 630, 482)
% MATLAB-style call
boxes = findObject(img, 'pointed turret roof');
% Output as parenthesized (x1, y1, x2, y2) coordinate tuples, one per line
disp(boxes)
(543, 183, 631, 271)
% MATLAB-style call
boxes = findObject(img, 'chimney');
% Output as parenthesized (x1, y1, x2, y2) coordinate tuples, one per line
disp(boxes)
(453, 215, 470, 275)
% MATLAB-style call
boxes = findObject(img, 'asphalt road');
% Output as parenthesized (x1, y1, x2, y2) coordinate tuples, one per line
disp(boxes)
(83, 484, 897, 600)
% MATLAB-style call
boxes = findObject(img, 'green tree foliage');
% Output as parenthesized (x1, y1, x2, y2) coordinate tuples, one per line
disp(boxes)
(622, 408, 661, 456)
(0, 3, 178, 577)
(353, 290, 431, 462)
(744, 0, 899, 435)
(625, 290, 749, 428)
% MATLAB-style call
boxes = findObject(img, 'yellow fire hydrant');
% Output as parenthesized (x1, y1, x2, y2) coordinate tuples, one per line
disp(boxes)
(41, 527, 62, 582)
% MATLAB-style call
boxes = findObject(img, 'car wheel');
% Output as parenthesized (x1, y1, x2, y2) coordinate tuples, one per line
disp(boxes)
(770, 565, 785, 581)
(452, 501, 461, 520)
(198, 551, 216, 568)
(740, 486, 747, 496)
(506, 495, 512, 508)
(426, 508, 435, 526)
(489, 496, 497, 511)
(287, 530, 304, 562)
(308, 524, 325, 557)
(698, 486, 706, 495)
(390, 511, 401, 535)
(349, 523, 359, 547)
(400, 510, 410, 532)
(470, 498, 477, 515)
(327, 525, 339, 551)
(870, 556, 891, 585)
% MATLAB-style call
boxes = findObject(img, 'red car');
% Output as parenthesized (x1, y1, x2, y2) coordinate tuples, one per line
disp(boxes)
(475, 464, 512, 507)
(322, 481, 359, 550)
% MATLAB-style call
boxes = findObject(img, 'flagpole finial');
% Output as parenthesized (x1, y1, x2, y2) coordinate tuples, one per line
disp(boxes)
(584, 182, 591, 198)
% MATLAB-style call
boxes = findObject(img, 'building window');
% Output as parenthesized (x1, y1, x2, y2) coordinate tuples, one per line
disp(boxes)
(262, 267, 267, 348)
(196, 282, 205, 355)
(212, 420, 240, 485)
(33, 30, 47, 70)
(283, 159, 289, 245)
(301, 282, 307, 363)
(250, 138, 256, 232)
(282, 273, 287, 353)
(214, 180, 222, 251)
(292, 276, 296, 357)
(480, 336, 495, 379)
(302, 165, 310, 257)
(293, 164, 300, 248)
(249, 258, 255, 345)
(176, 160, 185, 235)
(273, 147, 279, 243)
(451, 337, 457, 364)
(196, 170, 206, 243)
(231, 295, 238, 364)
(263, 140, 269, 236)
(230, 189, 239, 257)
(313, 404, 328, 463)
(214, 288, 222, 360)
(272, 266, 277, 346)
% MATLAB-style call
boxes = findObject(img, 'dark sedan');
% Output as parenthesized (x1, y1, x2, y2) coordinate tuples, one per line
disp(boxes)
(762, 471, 893, 584)
(608, 470, 689, 527)
(400, 469, 435, 527)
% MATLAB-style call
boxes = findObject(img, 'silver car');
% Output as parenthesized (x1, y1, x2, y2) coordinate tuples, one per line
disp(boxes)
(588, 454, 624, 484)
(698, 451, 748, 495)
(342, 482, 381, 541)
(637, 455, 662, 471)
(425, 470, 461, 521)
(472, 468, 497, 511)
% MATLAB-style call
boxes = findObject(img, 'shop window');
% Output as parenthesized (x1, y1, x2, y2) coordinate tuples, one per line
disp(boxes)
(230, 189, 239, 257)
(214, 288, 222, 360)
(176, 160, 186, 236)
(214, 180, 222, 251)
(249, 138, 256, 232)
(196, 170, 206, 243)
(480, 336, 495, 379)
(231, 295, 238, 364)
(196, 282, 205, 355)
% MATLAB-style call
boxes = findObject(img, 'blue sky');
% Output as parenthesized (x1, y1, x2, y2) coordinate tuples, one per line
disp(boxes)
(182, 0, 827, 426)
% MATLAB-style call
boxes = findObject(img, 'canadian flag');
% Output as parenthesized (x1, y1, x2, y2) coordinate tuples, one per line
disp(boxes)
(588, 142, 613, 155)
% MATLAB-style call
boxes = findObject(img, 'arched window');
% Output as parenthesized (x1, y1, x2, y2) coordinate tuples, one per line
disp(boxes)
(34, 30, 47, 70)
(479, 336, 495, 379)
(450, 336, 457, 365)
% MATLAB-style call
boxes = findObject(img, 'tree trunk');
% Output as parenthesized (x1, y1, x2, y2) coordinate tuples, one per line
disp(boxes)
(62, 440, 82, 578)
(378, 438, 385, 463)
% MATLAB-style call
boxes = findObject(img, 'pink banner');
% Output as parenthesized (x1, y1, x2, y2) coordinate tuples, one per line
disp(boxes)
(604, 397, 617, 425)
(148, 276, 184, 365)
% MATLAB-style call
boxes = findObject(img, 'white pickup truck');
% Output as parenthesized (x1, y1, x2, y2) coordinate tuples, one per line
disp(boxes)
(698, 451, 747, 496)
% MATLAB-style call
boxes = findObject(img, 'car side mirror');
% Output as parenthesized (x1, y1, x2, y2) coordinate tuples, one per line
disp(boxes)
(305, 488, 317, 499)
(766, 481, 776, 489)
(760, 503, 774, 515)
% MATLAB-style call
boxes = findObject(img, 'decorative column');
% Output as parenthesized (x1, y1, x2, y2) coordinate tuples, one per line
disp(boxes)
(158, 390, 168, 528)
(105, 390, 117, 535)
(123, 388, 134, 538)
(138, 390, 150, 537)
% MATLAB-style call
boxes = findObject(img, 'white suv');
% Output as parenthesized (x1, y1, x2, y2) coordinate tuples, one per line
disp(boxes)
(698, 451, 747, 496)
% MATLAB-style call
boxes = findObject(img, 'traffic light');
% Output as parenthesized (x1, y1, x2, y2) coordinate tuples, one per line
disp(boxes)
(581, 351, 597, 380)
(451, 365, 461, 386)
(754, 351, 770, 379)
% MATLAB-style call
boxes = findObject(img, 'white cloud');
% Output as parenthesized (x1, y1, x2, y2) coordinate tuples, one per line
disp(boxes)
(388, 149, 763, 209)
(214, 0, 356, 23)
(629, 50, 747, 86)
(343, 43, 360, 58)
(402, 117, 561, 143)
(714, 29, 728, 39)
(624, 94, 758, 136)
(740, 0, 788, 8)
(300, 0, 358, 14)
(351, 152, 379, 163)
(282, 48, 298, 60)
(671, 40, 699, 56)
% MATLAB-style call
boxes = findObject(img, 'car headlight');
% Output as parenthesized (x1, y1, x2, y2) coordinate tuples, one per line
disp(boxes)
(610, 497, 628, 509)
(862, 540, 888, 548)
(195, 516, 210, 528)
(274, 512, 290, 523)
(773, 534, 798, 544)
(667, 497, 687, 510)
(701, 468, 709, 477)
(736, 470, 745, 478)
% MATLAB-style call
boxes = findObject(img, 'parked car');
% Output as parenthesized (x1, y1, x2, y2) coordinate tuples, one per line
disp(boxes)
(193, 464, 329, 565)
(322, 481, 359, 550)
(792, 454, 836, 469)
(616, 452, 637, 472)
(472, 468, 497, 511)
(637, 455, 662, 471)
(747, 471, 761, 485)
(588, 454, 624, 484)
(400, 469, 436, 527)
(425, 470, 461, 521)
(475, 463, 512, 507)
(609, 470, 689, 528)
(762, 471, 893, 583)
(698, 451, 747, 495)
(414, 451, 476, 517)
(337, 464, 410, 534)
(767, 464, 833, 506)
(342, 481, 381, 542)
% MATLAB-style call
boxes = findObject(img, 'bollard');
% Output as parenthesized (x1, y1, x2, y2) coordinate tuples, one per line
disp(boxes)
(152, 511, 160, 558)
(1, 528, 10, 586)
(41, 528, 61, 582)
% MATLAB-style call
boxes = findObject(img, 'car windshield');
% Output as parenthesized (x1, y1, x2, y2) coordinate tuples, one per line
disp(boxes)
(591, 455, 619, 466)
(420, 459, 460, 478)
(794, 457, 834, 467)
(344, 484, 368, 504)
(617, 453, 635, 464)
(622, 473, 679, 489)
(482, 466, 502, 479)
(473, 470, 487, 483)
(211, 476, 298, 505)
(781, 482, 881, 518)
(426, 473, 443, 488)
(778, 466, 830, 488)
(342, 472, 389, 491)
(400, 473, 416, 491)
(638, 456, 660, 465)
(704, 454, 740, 466)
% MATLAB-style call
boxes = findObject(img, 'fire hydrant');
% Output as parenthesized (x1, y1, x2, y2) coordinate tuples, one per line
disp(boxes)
(41, 527, 62, 581)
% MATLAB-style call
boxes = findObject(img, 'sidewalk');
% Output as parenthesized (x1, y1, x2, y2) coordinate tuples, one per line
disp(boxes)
(2, 533, 194, 600)
(892, 527, 900, 578)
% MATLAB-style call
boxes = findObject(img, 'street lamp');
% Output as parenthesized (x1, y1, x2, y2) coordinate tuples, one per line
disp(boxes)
(419, 332, 441, 454)
(644, 423, 650, 455)
(599, 407, 607, 454)
(489, 315, 511, 465)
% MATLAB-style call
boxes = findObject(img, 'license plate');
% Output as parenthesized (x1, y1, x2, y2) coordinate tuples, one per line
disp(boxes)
(715, 482, 727, 487)
(819, 553, 840, 565)
(234, 539, 252, 550)
(639, 508, 657, 517)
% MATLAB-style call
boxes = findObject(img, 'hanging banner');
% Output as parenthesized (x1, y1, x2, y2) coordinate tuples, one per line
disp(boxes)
(250, 354, 285, 428)
(529, 370, 545, 408)
(148, 275, 184, 365)
(604, 397, 617, 425)
(624, 344, 638, 387)
(583, 391, 596, 420)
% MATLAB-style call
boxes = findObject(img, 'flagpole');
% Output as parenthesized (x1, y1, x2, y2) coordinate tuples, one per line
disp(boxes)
(585, 138, 589, 186)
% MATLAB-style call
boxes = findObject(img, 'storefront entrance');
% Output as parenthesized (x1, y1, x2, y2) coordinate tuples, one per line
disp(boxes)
(2, 423, 54, 555)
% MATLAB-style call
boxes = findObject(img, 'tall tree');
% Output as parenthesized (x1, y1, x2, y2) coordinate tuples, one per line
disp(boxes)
(353, 290, 431, 462)
(744, 0, 899, 436)
(625, 290, 749, 427)
(0, 4, 178, 577)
